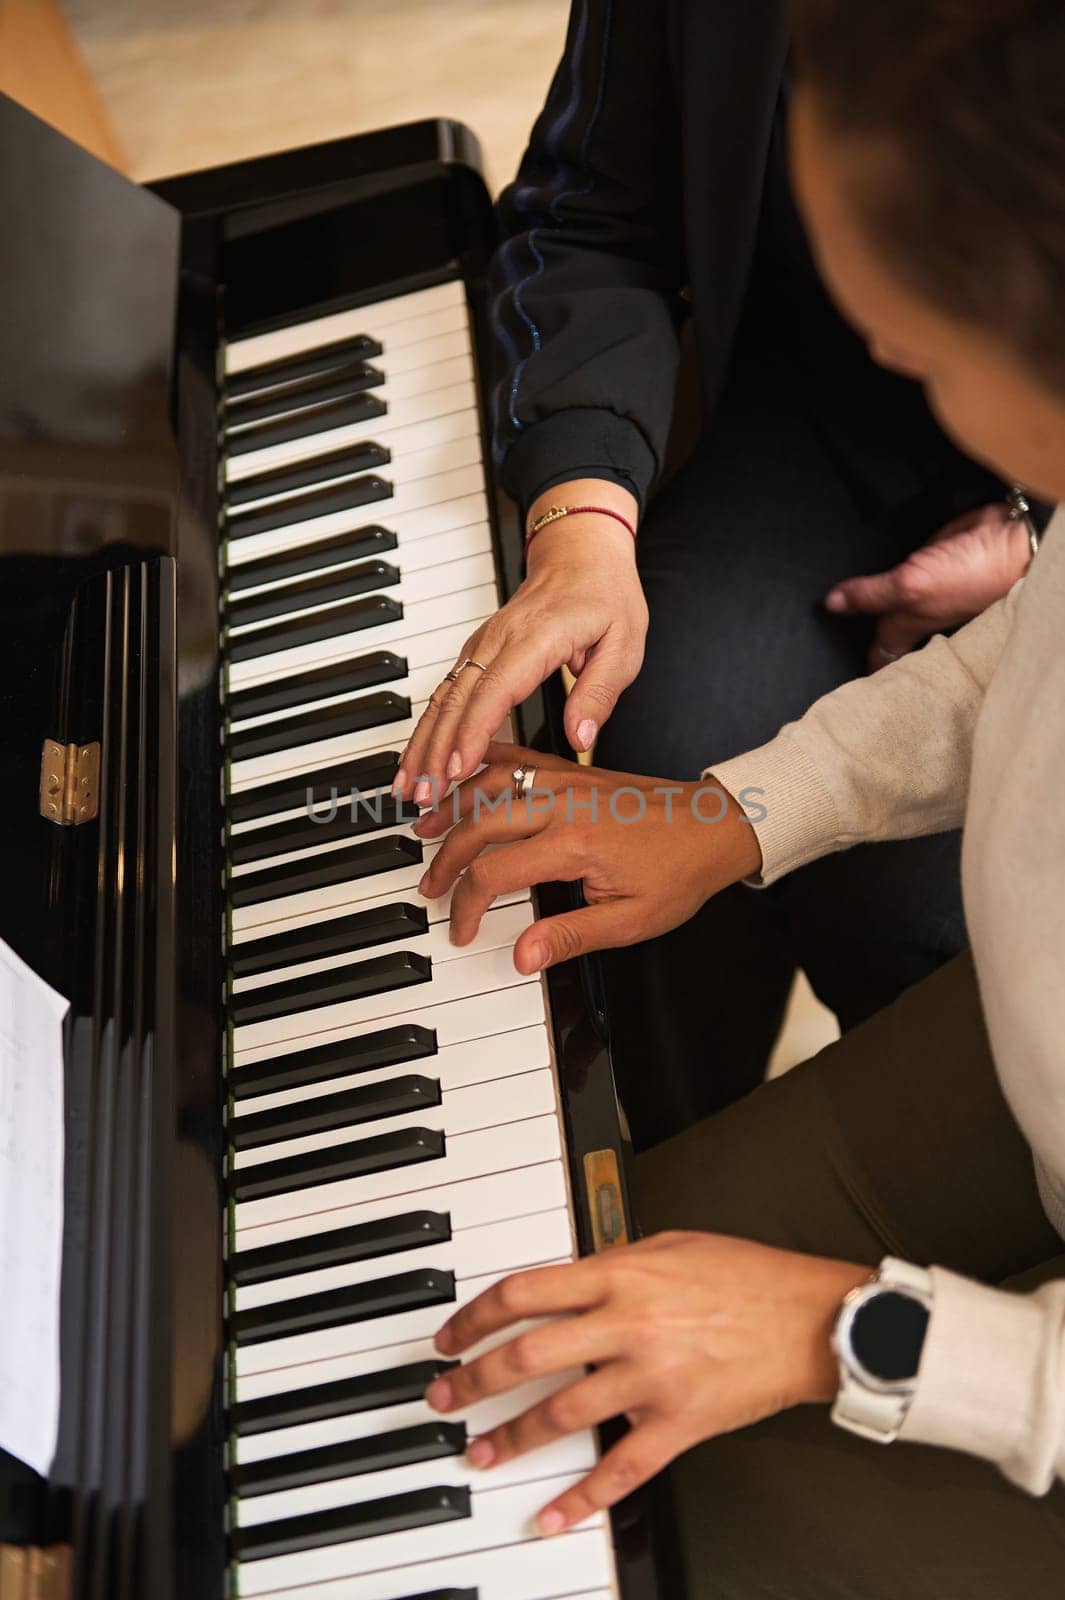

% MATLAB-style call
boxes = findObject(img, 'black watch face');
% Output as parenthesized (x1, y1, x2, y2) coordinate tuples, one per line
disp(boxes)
(851, 1291, 930, 1382)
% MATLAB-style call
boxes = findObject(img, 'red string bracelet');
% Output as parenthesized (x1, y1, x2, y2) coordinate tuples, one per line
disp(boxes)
(524, 502, 638, 558)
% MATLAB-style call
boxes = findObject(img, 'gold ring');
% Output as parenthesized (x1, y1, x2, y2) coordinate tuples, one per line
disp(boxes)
(458, 657, 489, 674)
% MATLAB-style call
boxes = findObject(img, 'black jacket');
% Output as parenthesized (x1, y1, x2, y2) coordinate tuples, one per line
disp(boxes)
(489, 0, 790, 515)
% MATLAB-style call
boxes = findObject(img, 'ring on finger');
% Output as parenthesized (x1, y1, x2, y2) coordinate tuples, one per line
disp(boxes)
(512, 762, 538, 801)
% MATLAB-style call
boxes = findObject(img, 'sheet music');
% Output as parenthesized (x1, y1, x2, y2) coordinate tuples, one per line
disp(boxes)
(0, 938, 68, 1477)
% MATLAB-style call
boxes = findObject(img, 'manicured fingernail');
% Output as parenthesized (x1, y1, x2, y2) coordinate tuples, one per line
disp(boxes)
(576, 718, 598, 751)
(391, 767, 406, 797)
(537, 1507, 566, 1536)
(447, 751, 462, 780)
(413, 780, 432, 805)
(467, 1437, 495, 1468)
(824, 589, 847, 612)
(425, 1378, 452, 1411)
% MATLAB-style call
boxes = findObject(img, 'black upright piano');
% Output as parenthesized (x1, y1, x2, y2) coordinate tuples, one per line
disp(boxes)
(0, 94, 678, 1600)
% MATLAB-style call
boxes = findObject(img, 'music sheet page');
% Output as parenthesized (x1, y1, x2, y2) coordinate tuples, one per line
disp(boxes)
(0, 937, 68, 1477)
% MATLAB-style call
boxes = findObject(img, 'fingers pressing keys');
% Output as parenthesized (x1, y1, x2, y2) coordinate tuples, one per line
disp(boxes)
(220, 279, 615, 1600)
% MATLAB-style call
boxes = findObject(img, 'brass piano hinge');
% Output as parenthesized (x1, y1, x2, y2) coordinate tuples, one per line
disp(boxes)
(0, 1543, 72, 1600)
(39, 740, 100, 826)
(583, 1149, 630, 1251)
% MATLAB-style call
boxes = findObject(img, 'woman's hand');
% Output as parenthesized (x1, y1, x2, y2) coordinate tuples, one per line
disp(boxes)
(412, 744, 762, 969)
(394, 487, 648, 805)
(426, 1232, 869, 1534)
(825, 501, 1034, 671)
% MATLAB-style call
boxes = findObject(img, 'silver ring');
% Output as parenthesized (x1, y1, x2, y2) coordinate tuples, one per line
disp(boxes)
(875, 645, 901, 663)
(512, 763, 538, 800)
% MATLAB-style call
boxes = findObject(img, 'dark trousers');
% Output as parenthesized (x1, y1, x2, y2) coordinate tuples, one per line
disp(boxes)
(634, 953, 1065, 1599)
(596, 292, 1003, 1150)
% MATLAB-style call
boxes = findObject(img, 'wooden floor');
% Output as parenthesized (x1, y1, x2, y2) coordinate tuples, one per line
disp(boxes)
(60, 0, 839, 1072)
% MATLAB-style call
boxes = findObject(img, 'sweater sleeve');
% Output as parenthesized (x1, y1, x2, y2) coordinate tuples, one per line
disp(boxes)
(897, 1265, 1065, 1493)
(489, 0, 687, 515)
(709, 582, 1024, 884)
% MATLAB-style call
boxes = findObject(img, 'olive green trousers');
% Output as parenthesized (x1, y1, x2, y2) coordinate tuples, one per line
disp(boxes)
(634, 952, 1065, 1599)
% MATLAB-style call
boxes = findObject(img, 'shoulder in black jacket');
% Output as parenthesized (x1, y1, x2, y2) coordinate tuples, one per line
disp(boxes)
(489, 0, 789, 516)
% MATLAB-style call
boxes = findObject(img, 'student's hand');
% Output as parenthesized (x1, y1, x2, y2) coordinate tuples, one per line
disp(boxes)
(412, 743, 762, 967)
(426, 1232, 869, 1534)
(393, 483, 648, 804)
(825, 501, 1034, 671)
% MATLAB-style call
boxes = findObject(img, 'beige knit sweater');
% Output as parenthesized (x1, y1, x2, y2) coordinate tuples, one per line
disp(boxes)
(713, 507, 1065, 1494)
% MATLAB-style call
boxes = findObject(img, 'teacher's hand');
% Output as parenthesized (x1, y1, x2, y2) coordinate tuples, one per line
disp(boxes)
(825, 500, 1033, 672)
(426, 1232, 868, 1534)
(394, 487, 648, 805)
(412, 744, 762, 968)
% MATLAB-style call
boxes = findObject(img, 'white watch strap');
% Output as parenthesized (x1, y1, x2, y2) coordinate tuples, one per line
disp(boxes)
(831, 1258, 933, 1444)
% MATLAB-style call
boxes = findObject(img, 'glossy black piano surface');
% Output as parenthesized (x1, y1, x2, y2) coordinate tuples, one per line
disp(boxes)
(0, 93, 679, 1600)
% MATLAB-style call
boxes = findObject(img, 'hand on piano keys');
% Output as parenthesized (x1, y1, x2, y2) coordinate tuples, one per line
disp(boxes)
(413, 744, 764, 968)
(426, 1233, 870, 1534)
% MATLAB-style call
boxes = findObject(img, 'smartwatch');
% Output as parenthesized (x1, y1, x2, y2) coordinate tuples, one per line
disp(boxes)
(831, 1257, 933, 1443)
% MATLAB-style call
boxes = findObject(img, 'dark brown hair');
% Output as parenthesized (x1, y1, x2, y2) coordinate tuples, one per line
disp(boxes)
(789, 0, 1065, 394)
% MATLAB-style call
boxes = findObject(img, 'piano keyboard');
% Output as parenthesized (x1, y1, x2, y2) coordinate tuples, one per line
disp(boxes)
(220, 279, 621, 1600)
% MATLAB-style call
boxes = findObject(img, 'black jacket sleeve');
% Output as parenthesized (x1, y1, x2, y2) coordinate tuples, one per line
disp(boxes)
(489, 0, 687, 517)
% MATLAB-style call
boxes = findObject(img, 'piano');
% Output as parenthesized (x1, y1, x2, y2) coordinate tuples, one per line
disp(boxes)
(0, 94, 680, 1600)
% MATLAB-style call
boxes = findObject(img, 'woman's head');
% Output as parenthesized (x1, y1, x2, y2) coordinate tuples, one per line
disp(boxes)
(788, 0, 1065, 501)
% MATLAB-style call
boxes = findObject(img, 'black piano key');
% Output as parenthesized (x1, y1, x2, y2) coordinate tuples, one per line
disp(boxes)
(225, 647, 406, 717)
(229, 833, 421, 909)
(225, 559, 401, 629)
(225, 688, 410, 764)
(233, 1419, 466, 1498)
(228, 950, 431, 1027)
(225, 333, 382, 399)
(231, 1484, 470, 1563)
(232, 1074, 441, 1152)
(226, 385, 388, 456)
(227, 751, 400, 826)
(229, 900, 427, 977)
(225, 527, 398, 595)
(225, 365, 385, 427)
(229, 796, 417, 868)
(393, 1592, 477, 1600)
(231, 1209, 451, 1287)
(226, 591, 402, 665)
(232, 1266, 456, 1346)
(228, 1022, 436, 1100)
(230, 1357, 456, 1436)
(226, 468, 392, 541)
(225, 438, 389, 508)
(230, 1125, 445, 1203)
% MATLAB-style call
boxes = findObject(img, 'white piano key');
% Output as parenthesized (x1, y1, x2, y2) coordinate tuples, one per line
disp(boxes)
(231, 900, 534, 991)
(238, 1023, 553, 1118)
(238, 1524, 614, 1600)
(227, 523, 493, 616)
(234, 1250, 569, 1380)
(235, 1469, 606, 1596)
(226, 370, 477, 483)
(227, 583, 499, 696)
(235, 1068, 558, 1171)
(228, 549, 495, 646)
(227, 650, 486, 736)
(235, 1149, 565, 1257)
(236, 1426, 598, 1528)
(234, 1204, 572, 1311)
(234, 1346, 578, 1465)
(229, 435, 485, 519)
(226, 489, 489, 571)
(224, 279, 467, 372)
(233, 948, 540, 1056)
(226, 462, 488, 572)
(234, 1110, 562, 1234)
